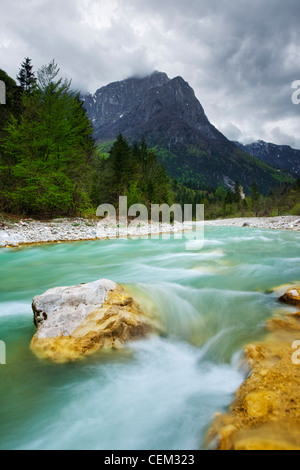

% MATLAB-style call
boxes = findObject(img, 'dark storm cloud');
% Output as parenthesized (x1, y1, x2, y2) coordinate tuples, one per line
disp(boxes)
(1, 0, 300, 147)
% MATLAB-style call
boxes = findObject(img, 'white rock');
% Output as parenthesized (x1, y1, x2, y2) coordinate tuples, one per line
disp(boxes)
(32, 279, 117, 339)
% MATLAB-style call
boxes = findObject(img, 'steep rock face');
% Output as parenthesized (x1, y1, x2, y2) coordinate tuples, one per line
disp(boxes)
(234, 140, 300, 177)
(30, 279, 154, 362)
(84, 72, 219, 142)
(83, 71, 171, 139)
(83, 72, 293, 191)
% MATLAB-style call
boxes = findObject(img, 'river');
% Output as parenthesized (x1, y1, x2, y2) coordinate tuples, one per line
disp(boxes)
(0, 227, 299, 450)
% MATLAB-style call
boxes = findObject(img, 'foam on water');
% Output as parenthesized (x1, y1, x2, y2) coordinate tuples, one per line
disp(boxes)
(10, 338, 244, 450)
(0, 302, 32, 318)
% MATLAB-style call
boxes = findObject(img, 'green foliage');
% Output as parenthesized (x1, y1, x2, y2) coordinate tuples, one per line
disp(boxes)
(0, 61, 95, 216)
(251, 182, 261, 216)
(195, 180, 300, 220)
(37, 59, 61, 92)
(215, 185, 227, 201)
(291, 203, 300, 216)
(153, 143, 295, 192)
(90, 134, 174, 211)
(126, 182, 144, 208)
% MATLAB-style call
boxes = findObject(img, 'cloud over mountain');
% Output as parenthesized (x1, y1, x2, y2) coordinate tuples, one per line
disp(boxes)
(1, 0, 300, 148)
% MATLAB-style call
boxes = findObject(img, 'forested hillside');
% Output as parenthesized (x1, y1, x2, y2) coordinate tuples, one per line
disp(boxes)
(0, 60, 95, 216)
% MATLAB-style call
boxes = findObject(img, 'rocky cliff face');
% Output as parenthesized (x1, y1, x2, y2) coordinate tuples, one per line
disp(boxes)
(83, 71, 170, 138)
(83, 72, 294, 191)
(234, 140, 300, 177)
(83, 71, 221, 143)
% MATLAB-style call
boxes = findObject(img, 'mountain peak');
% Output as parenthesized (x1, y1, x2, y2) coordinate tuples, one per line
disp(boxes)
(84, 71, 216, 145)
(125, 70, 170, 86)
(172, 75, 186, 84)
(151, 70, 169, 78)
(83, 73, 294, 190)
(234, 140, 300, 176)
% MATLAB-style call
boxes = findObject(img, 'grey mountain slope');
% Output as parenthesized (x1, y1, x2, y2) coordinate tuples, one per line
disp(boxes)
(83, 71, 294, 191)
(83, 71, 170, 137)
(234, 140, 300, 177)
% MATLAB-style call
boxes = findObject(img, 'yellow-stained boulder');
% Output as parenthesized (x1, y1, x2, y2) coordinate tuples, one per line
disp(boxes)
(30, 279, 156, 363)
(280, 288, 300, 307)
(206, 285, 300, 451)
(243, 391, 278, 419)
(267, 317, 300, 332)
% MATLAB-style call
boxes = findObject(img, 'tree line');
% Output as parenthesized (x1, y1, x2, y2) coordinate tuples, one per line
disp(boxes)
(0, 58, 299, 219)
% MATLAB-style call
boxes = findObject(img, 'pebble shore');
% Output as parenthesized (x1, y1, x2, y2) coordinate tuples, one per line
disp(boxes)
(0, 215, 299, 248)
(0, 217, 189, 248)
(204, 215, 300, 231)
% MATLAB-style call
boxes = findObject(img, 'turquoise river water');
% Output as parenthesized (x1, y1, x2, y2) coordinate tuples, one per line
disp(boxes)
(0, 226, 299, 450)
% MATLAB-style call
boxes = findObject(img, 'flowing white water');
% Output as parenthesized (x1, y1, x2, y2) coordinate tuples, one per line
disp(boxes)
(0, 227, 299, 450)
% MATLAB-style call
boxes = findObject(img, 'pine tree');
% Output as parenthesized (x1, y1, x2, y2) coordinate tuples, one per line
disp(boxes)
(110, 133, 134, 197)
(251, 182, 261, 216)
(91, 136, 174, 210)
(234, 181, 242, 204)
(16, 58, 36, 93)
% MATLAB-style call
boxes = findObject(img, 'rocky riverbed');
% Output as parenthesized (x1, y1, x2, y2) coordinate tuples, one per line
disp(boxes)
(0, 215, 299, 248)
(0, 217, 188, 248)
(205, 215, 300, 231)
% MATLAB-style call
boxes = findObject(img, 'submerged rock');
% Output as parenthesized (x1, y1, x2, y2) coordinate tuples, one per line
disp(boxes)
(30, 279, 154, 362)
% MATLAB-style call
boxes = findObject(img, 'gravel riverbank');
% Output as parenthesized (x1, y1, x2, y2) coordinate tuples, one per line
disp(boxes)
(0, 217, 189, 248)
(204, 215, 300, 231)
(0, 215, 299, 248)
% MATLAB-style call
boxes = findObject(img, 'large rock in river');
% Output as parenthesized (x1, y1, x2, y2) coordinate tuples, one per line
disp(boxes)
(30, 279, 153, 362)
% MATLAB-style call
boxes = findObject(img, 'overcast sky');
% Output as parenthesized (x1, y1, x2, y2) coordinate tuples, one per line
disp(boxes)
(1, 0, 300, 148)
